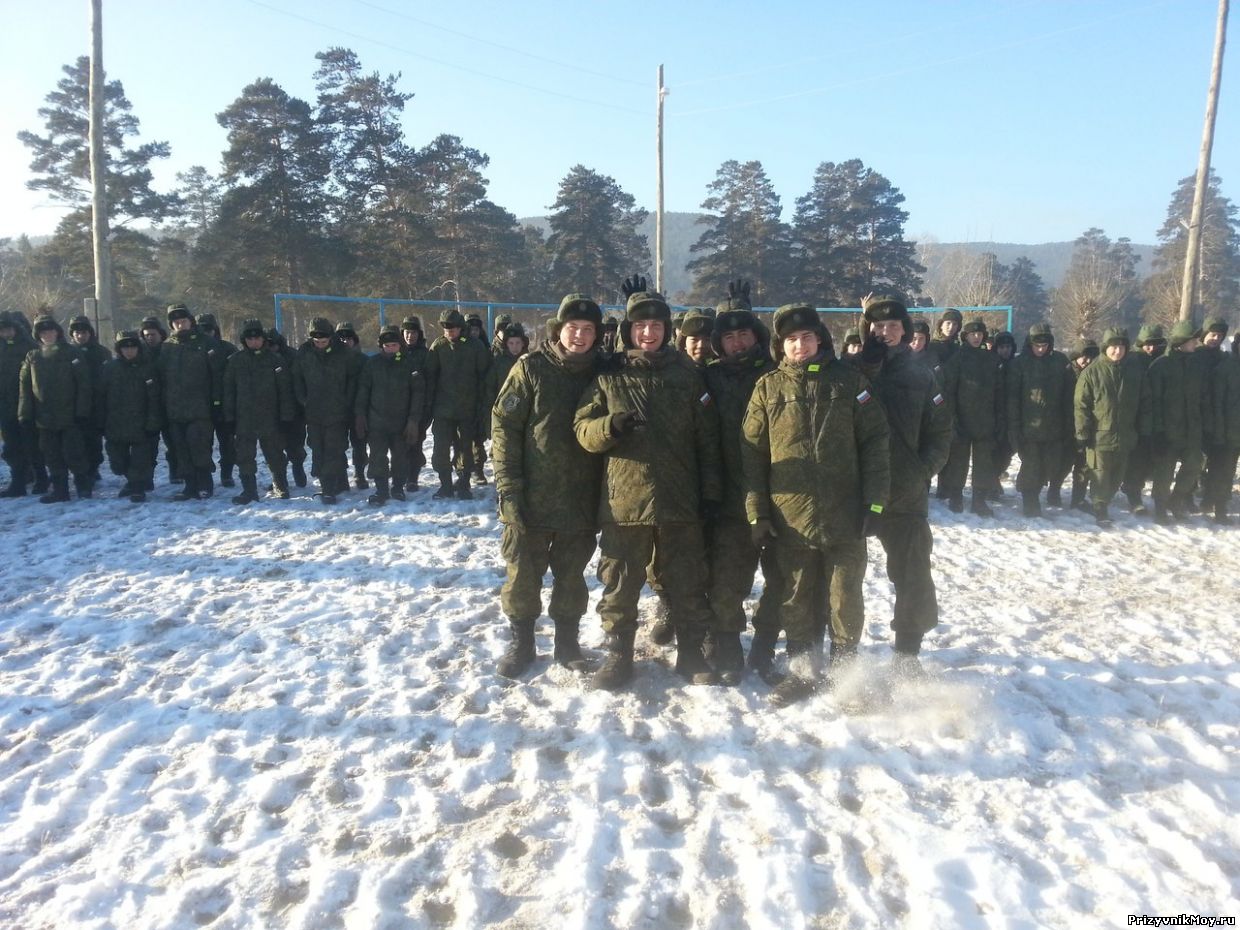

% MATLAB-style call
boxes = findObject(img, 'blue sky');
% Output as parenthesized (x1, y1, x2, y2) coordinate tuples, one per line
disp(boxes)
(2, 0, 1235, 246)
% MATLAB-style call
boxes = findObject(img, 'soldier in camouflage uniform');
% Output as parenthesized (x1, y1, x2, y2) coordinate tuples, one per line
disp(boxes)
(1207, 331, 1240, 524)
(484, 323, 528, 415)
(399, 316, 431, 490)
(1197, 317, 1233, 522)
(426, 309, 490, 499)
(224, 319, 294, 504)
(575, 284, 723, 691)
(295, 317, 356, 505)
(490, 313, 514, 356)
(742, 304, 890, 705)
(492, 295, 605, 678)
(927, 308, 962, 367)
(676, 310, 716, 366)
(196, 313, 238, 488)
(18, 316, 92, 503)
(600, 314, 621, 359)
(0, 312, 39, 496)
(1006, 323, 1075, 517)
(861, 297, 952, 677)
(841, 328, 864, 358)
(266, 327, 308, 489)
(700, 282, 781, 684)
(158, 304, 225, 501)
(66, 315, 109, 481)
(1147, 320, 1208, 523)
(939, 318, 1003, 516)
(1120, 324, 1166, 514)
(1050, 339, 1101, 509)
(464, 313, 493, 484)
(355, 325, 425, 506)
(1074, 328, 1151, 527)
(141, 315, 177, 482)
(334, 321, 369, 491)
(98, 330, 161, 502)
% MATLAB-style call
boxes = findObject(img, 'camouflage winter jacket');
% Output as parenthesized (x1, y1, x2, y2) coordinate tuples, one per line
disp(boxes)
(224, 347, 295, 435)
(295, 342, 356, 426)
(19, 342, 92, 430)
(1074, 355, 1151, 453)
(426, 334, 490, 423)
(1147, 349, 1208, 449)
(702, 343, 773, 523)
(741, 354, 890, 547)
(1006, 349, 1076, 445)
(492, 342, 602, 532)
(1211, 353, 1240, 450)
(0, 330, 37, 420)
(355, 350, 426, 434)
(575, 346, 722, 526)
(158, 327, 224, 423)
(99, 354, 162, 442)
(942, 341, 1003, 442)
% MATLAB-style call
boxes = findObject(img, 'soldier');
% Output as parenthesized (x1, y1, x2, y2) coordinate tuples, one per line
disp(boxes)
(676, 310, 716, 366)
(196, 312, 239, 488)
(400, 316, 431, 491)
(0, 312, 39, 497)
(939, 318, 1003, 516)
(66, 315, 109, 482)
(700, 282, 781, 684)
(1197, 316, 1232, 520)
(1120, 324, 1166, 513)
(741, 303, 889, 705)
(98, 330, 161, 502)
(140, 314, 177, 485)
(426, 309, 490, 499)
(332, 321, 370, 491)
(484, 323, 529, 415)
(224, 319, 294, 504)
(18, 316, 92, 503)
(600, 313, 621, 358)
(860, 297, 952, 675)
(295, 317, 356, 505)
(927, 308, 962, 366)
(1207, 331, 1240, 523)
(492, 295, 606, 678)
(1074, 328, 1150, 527)
(1049, 339, 1101, 509)
(574, 283, 723, 690)
(1147, 320, 1207, 523)
(1006, 324, 1075, 517)
(988, 331, 1017, 500)
(158, 304, 224, 501)
(490, 313, 514, 356)
(355, 325, 425, 506)
(266, 327, 308, 489)
(841, 328, 864, 358)
(460, 314, 492, 485)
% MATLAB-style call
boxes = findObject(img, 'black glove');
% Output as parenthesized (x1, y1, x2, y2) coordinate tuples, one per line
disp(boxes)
(700, 499, 721, 524)
(727, 279, 752, 309)
(749, 519, 776, 548)
(860, 335, 888, 366)
(862, 503, 884, 537)
(621, 274, 647, 299)
(610, 411, 643, 437)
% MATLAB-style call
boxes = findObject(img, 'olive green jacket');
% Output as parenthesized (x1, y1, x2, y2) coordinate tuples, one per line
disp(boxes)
(295, 342, 356, 426)
(702, 345, 773, 522)
(574, 346, 722, 526)
(1147, 349, 1207, 449)
(1006, 349, 1076, 445)
(158, 327, 224, 423)
(426, 334, 490, 423)
(99, 354, 162, 442)
(1211, 353, 1240, 450)
(355, 350, 426, 433)
(492, 342, 602, 532)
(0, 330, 37, 420)
(741, 354, 890, 547)
(1074, 355, 1151, 453)
(19, 342, 92, 430)
(224, 348, 295, 435)
(942, 341, 1003, 441)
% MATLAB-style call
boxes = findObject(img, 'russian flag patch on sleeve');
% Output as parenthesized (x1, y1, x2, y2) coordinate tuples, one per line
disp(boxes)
(932, 393, 945, 406)
(856, 389, 872, 405)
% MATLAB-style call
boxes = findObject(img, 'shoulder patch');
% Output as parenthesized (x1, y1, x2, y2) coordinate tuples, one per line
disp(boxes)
(932, 392, 945, 406)
(145, 379, 155, 385)
(502, 393, 522, 413)
(700, 392, 712, 406)
(807, 363, 820, 372)
(856, 389, 872, 405)
(275, 366, 284, 372)
(71, 358, 81, 365)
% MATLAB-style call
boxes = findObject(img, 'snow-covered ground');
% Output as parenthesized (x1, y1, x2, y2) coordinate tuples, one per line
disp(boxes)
(1, 451, 1237, 930)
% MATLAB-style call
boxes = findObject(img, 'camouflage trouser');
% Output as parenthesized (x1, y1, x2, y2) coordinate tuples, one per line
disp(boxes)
(1085, 447, 1129, 506)
(307, 422, 349, 493)
(211, 410, 236, 479)
(431, 418, 475, 482)
(776, 539, 866, 648)
(235, 430, 286, 480)
(39, 426, 88, 480)
(706, 518, 782, 635)
(348, 422, 368, 481)
(876, 513, 937, 638)
(940, 436, 994, 499)
(500, 525, 597, 624)
(1015, 439, 1061, 493)
(1201, 445, 1239, 511)
(366, 428, 408, 484)
(1152, 444, 1203, 509)
(169, 418, 214, 475)
(597, 522, 711, 640)
(1, 416, 33, 485)
(1121, 436, 1155, 499)
(105, 436, 155, 489)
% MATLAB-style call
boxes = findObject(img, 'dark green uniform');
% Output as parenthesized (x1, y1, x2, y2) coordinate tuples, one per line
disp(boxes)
(1120, 328, 1165, 509)
(158, 324, 224, 496)
(426, 327, 490, 493)
(1197, 325, 1233, 519)
(18, 320, 92, 498)
(99, 343, 161, 493)
(268, 330, 308, 486)
(1147, 343, 1207, 517)
(355, 347, 425, 489)
(224, 344, 294, 484)
(399, 321, 431, 488)
(0, 318, 38, 495)
(67, 318, 110, 479)
(295, 337, 356, 497)
(1006, 334, 1075, 505)
(741, 325, 889, 655)
(1206, 344, 1240, 521)
(339, 335, 369, 488)
(939, 338, 1003, 512)
(197, 316, 238, 486)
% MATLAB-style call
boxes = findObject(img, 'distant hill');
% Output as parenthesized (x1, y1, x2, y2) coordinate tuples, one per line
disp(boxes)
(520, 212, 1157, 296)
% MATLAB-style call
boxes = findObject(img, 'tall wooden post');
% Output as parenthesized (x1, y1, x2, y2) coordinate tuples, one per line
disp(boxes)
(89, 0, 115, 342)
(656, 65, 666, 295)
(1179, 0, 1229, 321)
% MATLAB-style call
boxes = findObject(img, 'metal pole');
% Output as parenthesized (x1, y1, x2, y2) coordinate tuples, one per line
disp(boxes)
(656, 64, 666, 295)
(1180, 0, 1228, 321)
(89, 0, 115, 343)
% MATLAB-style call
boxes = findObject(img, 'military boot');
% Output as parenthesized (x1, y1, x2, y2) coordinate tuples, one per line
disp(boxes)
(271, 470, 290, 500)
(232, 474, 260, 505)
(39, 476, 71, 504)
(1093, 500, 1113, 528)
(497, 620, 537, 678)
(590, 631, 636, 691)
(553, 619, 590, 673)
(196, 470, 214, 500)
(1126, 490, 1147, 515)
(709, 631, 744, 686)
(433, 474, 455, 499)
(220, 466, 235, 488)
(390, 482, 407, 501)
(947, 495, 964, 513)
(649, 595, 675, 646)
(770, 641, 821, 706)
(355, 472, 369, 491)
(291, 460, 307, 487)
(404, 477, 420, 493)
(31, 465, 49, 495)
(0, 479, 27, 497)
(892, 631, 927, 681)
(1045, 484, 1063, 507)
(825, 641, 860, 691)
(1213, 505, 1232, 526)
(673, 625, 718, 686)
(73, 474, 93, 499)
(1070, 482, 1090, 513)
(368, 477, 390, 506)
(472, 462, 487, 485)
(970, 497, 993, 518)
(1021, 491, 1041, 518)
(747, 628, 779, 683)
(1154, 501, 1172, 525)
(172, 475, 199, 501)
(454, 474, 474, 500)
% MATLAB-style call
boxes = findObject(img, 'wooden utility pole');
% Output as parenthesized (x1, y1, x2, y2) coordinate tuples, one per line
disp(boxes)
(89, 0, 115, 342)
(655, 65, 666, 295)
(1179, 0, 1229, 322)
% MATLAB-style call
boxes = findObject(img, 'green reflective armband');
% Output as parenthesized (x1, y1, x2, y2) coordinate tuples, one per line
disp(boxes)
(869, 503, 884, 515)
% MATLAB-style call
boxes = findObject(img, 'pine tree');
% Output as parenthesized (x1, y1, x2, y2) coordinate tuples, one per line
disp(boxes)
(1004, 256, 1049, 335)
(688, 160, 791, 307)
(1054, 228, 1142, 342)
(546, 166, 649, 301)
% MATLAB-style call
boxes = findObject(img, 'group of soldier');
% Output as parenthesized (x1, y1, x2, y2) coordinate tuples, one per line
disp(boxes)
(3, 284, 1237, 703)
